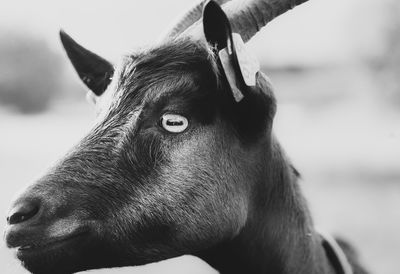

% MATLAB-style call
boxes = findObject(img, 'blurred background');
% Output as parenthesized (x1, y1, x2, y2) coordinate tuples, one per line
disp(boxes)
(0, 0, 399, 273)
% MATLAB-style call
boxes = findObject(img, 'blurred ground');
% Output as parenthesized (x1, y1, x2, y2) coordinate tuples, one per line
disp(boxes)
(1, 0, 400, 273)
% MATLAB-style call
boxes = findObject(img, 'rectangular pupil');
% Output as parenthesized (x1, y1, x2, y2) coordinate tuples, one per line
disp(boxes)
(167, 120, 183, 126)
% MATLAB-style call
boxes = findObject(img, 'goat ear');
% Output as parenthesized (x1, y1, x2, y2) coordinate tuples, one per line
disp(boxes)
(202, 0, 232, 51)
(59, 30, 113, 96)
(203, 1, 275, 139)
(203, 1, 260, 103)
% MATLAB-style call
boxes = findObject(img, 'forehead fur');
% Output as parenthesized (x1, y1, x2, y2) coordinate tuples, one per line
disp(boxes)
(115, 38, 220, 107)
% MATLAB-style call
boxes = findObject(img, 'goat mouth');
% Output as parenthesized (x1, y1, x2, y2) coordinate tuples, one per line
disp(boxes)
(16, 230, 88, 258)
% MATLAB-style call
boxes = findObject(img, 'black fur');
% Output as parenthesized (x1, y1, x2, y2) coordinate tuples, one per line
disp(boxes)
(4, 3, 368, 274)
(5, 38, 275, 273)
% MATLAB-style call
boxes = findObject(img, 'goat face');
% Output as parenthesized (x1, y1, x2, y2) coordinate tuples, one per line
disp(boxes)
(5, 4, 276, 274)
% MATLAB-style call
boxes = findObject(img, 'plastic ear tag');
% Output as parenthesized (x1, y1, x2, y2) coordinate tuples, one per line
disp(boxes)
(219, 48, 244, 102)
(232, 33, 260, 86)
(218, 33, 260, 102)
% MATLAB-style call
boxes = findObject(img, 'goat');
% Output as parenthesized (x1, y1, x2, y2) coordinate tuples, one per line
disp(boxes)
(4, 1, 369, 274)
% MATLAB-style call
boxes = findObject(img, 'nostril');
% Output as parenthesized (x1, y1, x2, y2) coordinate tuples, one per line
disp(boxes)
(7, 201, 40, 225)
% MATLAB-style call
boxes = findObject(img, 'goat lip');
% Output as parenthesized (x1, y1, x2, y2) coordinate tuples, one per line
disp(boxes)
(18, 245, 34, 251)
(16, 230, 88, 257)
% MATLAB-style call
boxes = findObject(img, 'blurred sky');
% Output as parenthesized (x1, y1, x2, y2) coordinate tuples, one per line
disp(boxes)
(0, 0, 392, 65)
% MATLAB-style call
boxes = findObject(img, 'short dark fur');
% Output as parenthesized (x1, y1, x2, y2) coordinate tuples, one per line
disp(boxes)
(5, 8, 368, 274)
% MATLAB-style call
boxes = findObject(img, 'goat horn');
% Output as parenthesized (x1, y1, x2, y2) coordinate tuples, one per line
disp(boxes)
(161, 0, 232, 39)
(182, 0, 310, 43)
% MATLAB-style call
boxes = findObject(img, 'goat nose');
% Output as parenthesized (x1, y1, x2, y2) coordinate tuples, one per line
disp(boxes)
(7, 201, 40, 225)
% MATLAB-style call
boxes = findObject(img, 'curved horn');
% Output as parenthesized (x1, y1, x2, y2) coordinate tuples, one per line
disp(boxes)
(161, 0, 232, 39)
(183, 0, 310, 43)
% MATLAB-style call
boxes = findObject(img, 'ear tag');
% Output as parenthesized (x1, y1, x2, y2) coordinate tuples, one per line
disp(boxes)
(219, 47, 244, 102)
(232, 33, 260, 86)
(218, 33, 260, 102)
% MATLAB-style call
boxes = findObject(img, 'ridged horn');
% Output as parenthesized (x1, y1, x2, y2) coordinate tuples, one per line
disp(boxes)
(161, 0, 232, 39)
(183, 0, 310, 43)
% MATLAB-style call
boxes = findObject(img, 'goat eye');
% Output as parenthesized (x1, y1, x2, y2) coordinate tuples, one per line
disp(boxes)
(161, 114, 188, 133)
